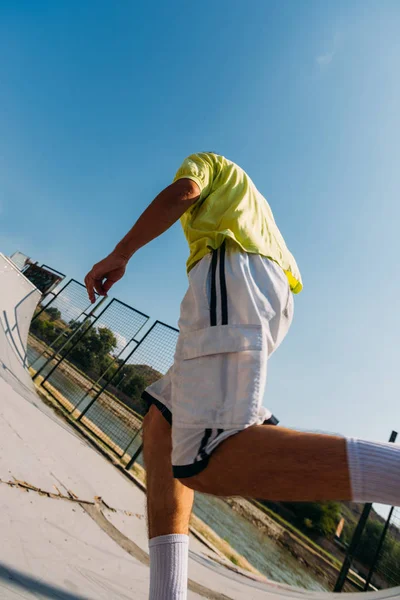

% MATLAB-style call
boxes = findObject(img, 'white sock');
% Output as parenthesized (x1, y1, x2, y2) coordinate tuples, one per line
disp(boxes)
(347, 438, 400, 505)
(149, 534, 189, 600)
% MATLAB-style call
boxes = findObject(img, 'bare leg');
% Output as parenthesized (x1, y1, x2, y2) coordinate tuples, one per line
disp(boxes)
(143, 405, 194, 538)
(143, 406, 194, 599)
(179, 423, 352, 501)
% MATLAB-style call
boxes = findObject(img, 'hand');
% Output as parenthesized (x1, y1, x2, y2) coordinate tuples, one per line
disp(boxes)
(84, 251, 128, 303)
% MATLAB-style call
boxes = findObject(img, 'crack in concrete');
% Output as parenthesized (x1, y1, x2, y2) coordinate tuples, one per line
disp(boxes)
(1, 476, 232, 599)
(0, 477, 144, 519)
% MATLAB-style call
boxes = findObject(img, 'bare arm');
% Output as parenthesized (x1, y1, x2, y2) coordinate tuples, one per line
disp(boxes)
(84, 178, 200, 302)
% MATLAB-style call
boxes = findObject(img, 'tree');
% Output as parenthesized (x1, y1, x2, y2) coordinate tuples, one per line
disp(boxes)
(117, 363, 161, 395)
(92, 327, 118, 357)
(65, 325, 117, 377)
(108, 363, 162, 415)
(355, 520, 395, 568)
(319, 502, 342, 537)
(351, 520, 400, 587)
(283, 501, 341, 537)
(30, 319, 58, 344)
(100, 355, 119, 382)
(383, 542, 400, 586)
(119, 371, 148, 398)
(45, 307, 62, 322)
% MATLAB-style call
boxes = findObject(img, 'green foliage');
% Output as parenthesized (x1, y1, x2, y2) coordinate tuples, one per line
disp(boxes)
(355, 520, 386, 566)
(30, 318, 58, 343)
(117, 363, 158, 394)
(283, 501, 341, 537)
(101, 355, 119, 381)
(64, 325, 118, 377)
(303, 518, 313, 529)
(349, 519, 400, 586)
(385, 542, 400, 586)
(111, 363, 162, 414)
(319, 503, 342, 537)
(119, 372, 147, 398)
(45, 307, 62, 321)
(31, 317, 162, 415)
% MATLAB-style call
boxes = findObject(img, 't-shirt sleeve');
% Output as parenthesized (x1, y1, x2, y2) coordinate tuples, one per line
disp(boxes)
(173, 153, 214, 198)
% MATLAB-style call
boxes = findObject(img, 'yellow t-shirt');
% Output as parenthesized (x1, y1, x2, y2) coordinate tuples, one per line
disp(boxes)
(174, 152, 302, 294)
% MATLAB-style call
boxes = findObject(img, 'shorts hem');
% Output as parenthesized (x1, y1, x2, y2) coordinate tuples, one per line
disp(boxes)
(142, 391, 172, 425)
(172, 415, 279, 429)
(172, 415, 278, 479)
(264, 415, 279, 426)
(173, 456, 210, 479)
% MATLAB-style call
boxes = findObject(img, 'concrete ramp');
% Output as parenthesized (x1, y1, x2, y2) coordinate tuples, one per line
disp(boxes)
(0, 251, 399, 599)
(0, 253, 41, 395)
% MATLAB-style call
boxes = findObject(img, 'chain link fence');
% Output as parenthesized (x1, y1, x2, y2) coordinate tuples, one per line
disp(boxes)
(27, 279, 103, 369)
(74, 321, 178, 460)
(9, 251, 31, 271)
(363, 506, 400, 590)
(28, 281, 178, 463)
(334, 433, 400, 592)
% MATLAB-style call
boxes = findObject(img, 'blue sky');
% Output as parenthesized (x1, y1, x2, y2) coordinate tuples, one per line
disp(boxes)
(1, 1, 400, 448)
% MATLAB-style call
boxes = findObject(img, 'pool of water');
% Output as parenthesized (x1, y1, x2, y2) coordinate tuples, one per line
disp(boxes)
(194, 493, 328, 591)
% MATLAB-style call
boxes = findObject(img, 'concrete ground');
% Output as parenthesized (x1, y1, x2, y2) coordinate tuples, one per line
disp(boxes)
(1, 253, 399, 600)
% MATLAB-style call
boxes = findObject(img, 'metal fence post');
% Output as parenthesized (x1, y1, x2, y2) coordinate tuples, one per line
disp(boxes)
(36, 312, 178, 463)
(363, 430, 398, 591)
(124, 395, 172, 470)
(364, 506, 394, 591)
(32, 278, 74, 322)
(32, 296, 108, 380)
(75, 321, 160, 422)
(125, 442, 144, 471)
(37, 296, 110, 385)
(334, 430, 398, 592)
(334, 503, 373, 592)
(121, 426, 143, 460)
(30, 298, 103, 370)
(71, 303, 149, 414)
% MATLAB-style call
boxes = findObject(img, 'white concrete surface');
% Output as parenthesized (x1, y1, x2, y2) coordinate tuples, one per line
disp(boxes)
(0, 252, 399, 599)
(0, 254, 41, 389)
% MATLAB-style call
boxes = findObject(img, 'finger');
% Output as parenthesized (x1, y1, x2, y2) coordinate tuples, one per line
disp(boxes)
(93, 278, 106, 296)
(102, 279, 115, 294)
(84, 274, 96, 304)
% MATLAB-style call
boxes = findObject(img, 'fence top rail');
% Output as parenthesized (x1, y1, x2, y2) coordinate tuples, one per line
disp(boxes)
(39, 280, 150, 322)
(40, 264, 66, 279)
(40, 278, 94, 304)
(153, 319, 179, 333)
(68, 278, 87, 288)
(106, 297, 150, 320)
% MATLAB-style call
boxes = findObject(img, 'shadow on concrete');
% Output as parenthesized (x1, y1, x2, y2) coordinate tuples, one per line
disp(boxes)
(1, 288, 38, 369)
(14, 289, 39, 367)
(0, 562, 90, 600)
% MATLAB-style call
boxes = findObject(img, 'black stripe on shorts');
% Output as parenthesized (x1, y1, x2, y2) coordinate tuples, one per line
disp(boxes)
(210, 240, 228, 327)
(219, 241, 228, 325)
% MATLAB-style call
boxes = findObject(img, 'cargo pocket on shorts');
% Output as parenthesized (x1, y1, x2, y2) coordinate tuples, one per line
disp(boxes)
(172, 324, 264, 428)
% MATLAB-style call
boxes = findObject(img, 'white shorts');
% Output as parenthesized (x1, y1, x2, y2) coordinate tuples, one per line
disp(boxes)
(143, 241, 294, 478)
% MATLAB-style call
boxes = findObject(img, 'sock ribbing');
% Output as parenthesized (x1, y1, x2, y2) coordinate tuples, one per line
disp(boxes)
(149, 534, 189, 600)
(347, 438, 400, 505)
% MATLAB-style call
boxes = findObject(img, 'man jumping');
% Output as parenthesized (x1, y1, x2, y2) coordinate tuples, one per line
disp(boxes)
(85, 152, 400, 599)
